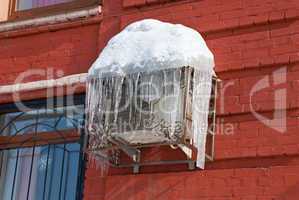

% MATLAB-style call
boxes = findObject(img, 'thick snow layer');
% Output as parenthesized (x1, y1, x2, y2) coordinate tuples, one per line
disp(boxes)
(89, 19, 214, 77)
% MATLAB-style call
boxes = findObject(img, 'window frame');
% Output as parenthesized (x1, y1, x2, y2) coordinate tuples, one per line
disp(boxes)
(8, 0, 99, 21)
(0, 94, 86, 150)
(0, 94, 86, 200)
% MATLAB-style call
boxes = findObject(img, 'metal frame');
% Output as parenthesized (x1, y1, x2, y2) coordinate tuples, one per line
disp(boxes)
(0, 94, 86, 200)
(87, 67, 219, 173)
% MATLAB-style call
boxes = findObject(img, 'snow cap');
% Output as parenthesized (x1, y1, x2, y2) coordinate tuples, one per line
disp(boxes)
(89, 19, 214, 77)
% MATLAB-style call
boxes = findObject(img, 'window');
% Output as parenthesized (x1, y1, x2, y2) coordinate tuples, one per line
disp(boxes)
(16, 0, 76, 11)
(0, 95, 86, 200)
(1, 0, 98, 21)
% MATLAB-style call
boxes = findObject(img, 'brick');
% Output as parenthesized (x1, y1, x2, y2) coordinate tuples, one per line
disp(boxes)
(285, 9, 299, 19)
(259, 56, 274, 66)
(221, 18, 239, 30)
(146, 0, 159, 4)
(220, 10, 244, 20)
(239, 31, 270, 42)
(253, 13, 268, 24)
(239, 16, 255, 27)
(269, 11, 285, 22)
(273, 54, 290, 65)
(270, 26, 294, 38)
(123, 0, 146, 7)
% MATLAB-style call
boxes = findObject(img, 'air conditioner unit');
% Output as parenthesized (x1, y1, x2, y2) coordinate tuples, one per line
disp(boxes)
(86, 19, 217, 173)
(86, 66, 218, 173)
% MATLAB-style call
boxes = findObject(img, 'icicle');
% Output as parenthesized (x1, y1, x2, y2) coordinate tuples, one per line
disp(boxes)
(128, 76, 133, 124)
(192, 70, 213, 169)
(113, 77, 124, 123)
(137, 73, 142, 128)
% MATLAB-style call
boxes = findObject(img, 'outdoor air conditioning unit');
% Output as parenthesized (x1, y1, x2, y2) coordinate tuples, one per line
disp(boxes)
(86, 19, 218, 173)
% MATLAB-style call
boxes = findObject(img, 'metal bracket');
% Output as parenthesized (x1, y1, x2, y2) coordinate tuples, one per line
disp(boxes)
(133, 164, 140, 174)
(108, 136, 141, 163)
(188, 160, 196, 170)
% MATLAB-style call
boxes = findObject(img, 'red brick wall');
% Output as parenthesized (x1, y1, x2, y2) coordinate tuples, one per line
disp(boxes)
(0, 0, 298, 199)
(84, 0, 299, 199)
(0, 19, 100, 103)
(0, 24, 99, 86)
(85, 165, 299, 200)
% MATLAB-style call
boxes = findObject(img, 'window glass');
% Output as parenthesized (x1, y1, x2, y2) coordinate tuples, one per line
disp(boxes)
(16, 0, 76, 11)
(0, 105, 84, 136)
(0, 100, 85, 200)
(0, 143, 81, 200)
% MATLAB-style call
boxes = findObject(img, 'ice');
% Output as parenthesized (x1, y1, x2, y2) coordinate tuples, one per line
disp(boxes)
(192, 70, 212, 168)
(87, 19, 215, 170)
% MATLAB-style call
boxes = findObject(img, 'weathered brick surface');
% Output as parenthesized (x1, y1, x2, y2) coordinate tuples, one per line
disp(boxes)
(0, 24, 99, 85)
(0, 0, 299, 199)
(84, 165, 299, 200)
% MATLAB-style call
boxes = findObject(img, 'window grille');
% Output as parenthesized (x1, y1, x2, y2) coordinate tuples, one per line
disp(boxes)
(0, 95, 86, 200)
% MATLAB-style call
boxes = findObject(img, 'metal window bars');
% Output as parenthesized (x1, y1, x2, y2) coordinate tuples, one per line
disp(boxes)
(0, 104, 85, 200)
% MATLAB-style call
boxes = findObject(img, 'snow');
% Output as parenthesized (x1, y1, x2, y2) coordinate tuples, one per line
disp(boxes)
(88, 19, 214, 77)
